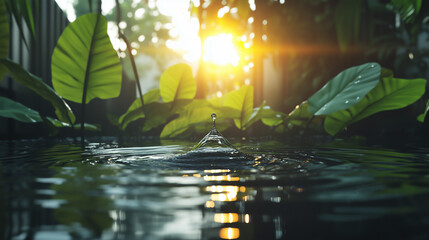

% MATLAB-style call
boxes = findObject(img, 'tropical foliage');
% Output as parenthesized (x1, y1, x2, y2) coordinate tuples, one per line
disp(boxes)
(0, 0, 427, 142)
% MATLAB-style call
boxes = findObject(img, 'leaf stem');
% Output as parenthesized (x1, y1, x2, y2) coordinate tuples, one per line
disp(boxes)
(115, 0, 145, 119)
(80, 15, 100, 147)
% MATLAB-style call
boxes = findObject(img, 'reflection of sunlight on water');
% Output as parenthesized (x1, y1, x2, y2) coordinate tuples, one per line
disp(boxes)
(219, 227, 240, 239)
(214, 213, 239, 223)
(244, 214, 250, 223)
(211, 192, 237, 201)
(206, 185, 246, 202)
(198, 169, 250, 239)
(205, 200, 215, 208)
(204, 169, 231, 173)
(203, 175, 240, 181)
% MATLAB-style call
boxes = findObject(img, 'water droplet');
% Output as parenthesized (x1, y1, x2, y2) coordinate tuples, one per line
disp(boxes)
(358, 75, 362, 79)
(345, 100, 350, 104)
(356, 97, 360, 100)
(211, 113, 217, 128)
(371, 64, 375, 68)
(354, 80, 360, 84)
(192, 112, 236, 150)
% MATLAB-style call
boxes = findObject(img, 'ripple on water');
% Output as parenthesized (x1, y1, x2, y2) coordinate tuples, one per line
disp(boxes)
(2, 138, 429, 240)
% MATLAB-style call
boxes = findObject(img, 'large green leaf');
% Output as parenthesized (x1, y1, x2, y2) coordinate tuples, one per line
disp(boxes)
(0, 96, 42, 123)
(142, 102, 171, 132)
(0, 0, 9, 79)
(224, 85, 253, 130)
(160, 63, 196, 103)
(118, 89, 160, 130)
(0, 96, 97, 131)
(0, 59, 76, 124)
(161, 105, 216, 138)
(324, 77, 427, 135)
(127, 89, 160, 112)
(261, 107, 287, 127)
(244, 101, 284, 129)
(52, 13, 122, 104)
(308, 62, 381, 116)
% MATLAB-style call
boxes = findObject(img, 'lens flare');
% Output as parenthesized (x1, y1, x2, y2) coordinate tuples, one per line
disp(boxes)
(203, 33, 240, 66)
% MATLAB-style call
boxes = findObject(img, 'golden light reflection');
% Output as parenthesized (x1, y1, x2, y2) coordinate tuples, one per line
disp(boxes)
(211, 193, 237, 202)
(244, 214, 250, 223)
(205, 201, 215, 208)
(220, 227, 240, 239)
(214, 213, 239, 223)
(205, 185, 239, 193)
(203, 33, 240, 66)
(204, 169, 231, 173)
(203, 175, 240, 182)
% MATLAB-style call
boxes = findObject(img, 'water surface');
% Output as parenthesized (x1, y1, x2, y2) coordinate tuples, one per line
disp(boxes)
(1, 137, 429, 239)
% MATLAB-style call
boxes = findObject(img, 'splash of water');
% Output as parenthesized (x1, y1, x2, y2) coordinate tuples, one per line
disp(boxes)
(192, 113, 236, 150)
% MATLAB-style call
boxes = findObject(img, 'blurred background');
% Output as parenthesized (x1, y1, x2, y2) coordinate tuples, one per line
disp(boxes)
(1, 0, 429, 138)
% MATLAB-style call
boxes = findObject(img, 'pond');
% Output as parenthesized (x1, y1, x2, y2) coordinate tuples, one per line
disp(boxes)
(1, 136, 429, 240)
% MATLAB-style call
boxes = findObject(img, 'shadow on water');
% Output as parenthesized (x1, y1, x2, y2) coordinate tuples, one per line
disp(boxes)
(1, 133, 429, 239)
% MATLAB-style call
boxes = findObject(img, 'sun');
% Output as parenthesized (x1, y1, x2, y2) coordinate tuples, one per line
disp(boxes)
(203, 33, 240, 66)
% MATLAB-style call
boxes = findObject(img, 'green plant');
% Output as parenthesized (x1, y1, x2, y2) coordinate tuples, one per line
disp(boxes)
(51, 13, 122, 144)
(0, 8, 119, 141)
(118, 88, 160, 130)
(0, 96, 63, 125)
(325, 75, 426, 135)
(115, 62, 279, 138)
(307, 63, 381, 115)
(114, 0, 145, 118)
(270, 62, 427, 136)
(0, 96, 97, 134)
(160, 84, 276, 138)
(0, 59, 75, 124)
(118, 63, 197, 133)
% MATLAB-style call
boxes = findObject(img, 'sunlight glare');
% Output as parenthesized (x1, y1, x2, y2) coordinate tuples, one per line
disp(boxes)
(220, 228, 240, 239)
(157, 0, 201, 62)
(214, 213, 239, 223)
(157, 0, 189, 17)
(218, 6, 230, 18)
(203, 33, 240, 66)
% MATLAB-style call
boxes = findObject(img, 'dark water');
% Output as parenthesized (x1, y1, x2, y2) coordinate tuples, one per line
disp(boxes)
(1, 137, 429, 240)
